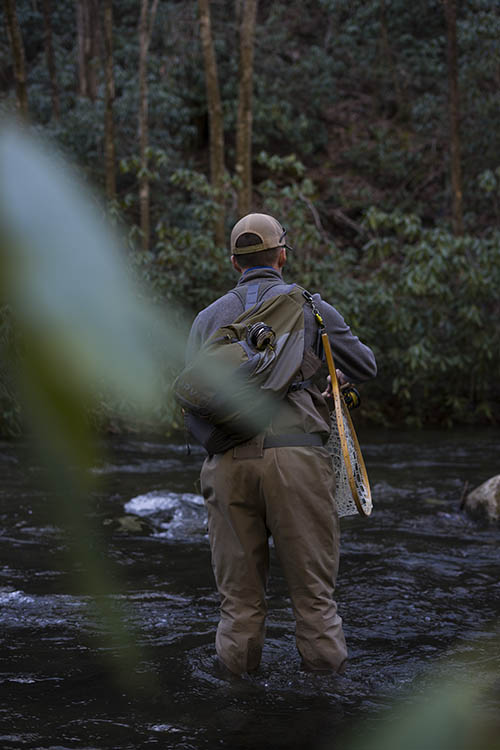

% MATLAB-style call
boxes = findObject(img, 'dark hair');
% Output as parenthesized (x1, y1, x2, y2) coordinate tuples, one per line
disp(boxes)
(234, 246, 282, 269)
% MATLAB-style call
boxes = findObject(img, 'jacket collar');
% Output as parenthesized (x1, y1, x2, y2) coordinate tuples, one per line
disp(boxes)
(236, 267, 283, 286)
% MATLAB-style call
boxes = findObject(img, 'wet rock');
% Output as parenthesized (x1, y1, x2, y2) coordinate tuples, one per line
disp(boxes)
(102, 514, 156, 535)
(463, 476, 500, 523)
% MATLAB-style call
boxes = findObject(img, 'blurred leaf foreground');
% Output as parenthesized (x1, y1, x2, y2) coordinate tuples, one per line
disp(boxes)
(0, 119, 184, 682)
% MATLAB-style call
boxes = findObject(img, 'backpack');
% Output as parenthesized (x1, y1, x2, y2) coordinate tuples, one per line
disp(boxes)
(174, 282, 312, 454)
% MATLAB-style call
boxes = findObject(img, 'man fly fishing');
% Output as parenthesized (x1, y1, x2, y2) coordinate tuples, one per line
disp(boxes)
(183, 213, 377, 677)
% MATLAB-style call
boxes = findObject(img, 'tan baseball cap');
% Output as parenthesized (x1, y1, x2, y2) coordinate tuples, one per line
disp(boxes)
(230, 213, 289, 255)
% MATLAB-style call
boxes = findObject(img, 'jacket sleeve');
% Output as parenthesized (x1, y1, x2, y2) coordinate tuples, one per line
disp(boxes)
(317, 297, 377, 383)
(185, 314, 204, 365)
(185, 290, 245, 364)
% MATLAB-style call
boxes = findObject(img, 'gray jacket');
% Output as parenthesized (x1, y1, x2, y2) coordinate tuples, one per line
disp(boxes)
(186, 267, 377, 439)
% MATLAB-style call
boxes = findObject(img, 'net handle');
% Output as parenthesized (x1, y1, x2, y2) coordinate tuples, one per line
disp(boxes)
(321, 332, 371, 517)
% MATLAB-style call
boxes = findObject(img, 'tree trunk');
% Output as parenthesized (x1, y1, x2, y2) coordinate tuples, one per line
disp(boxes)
(138, 0, 159, 251)
(198, 0, 226, 247)
(41, 0, 60, 120)
(378, 0, 404, 118)
(76, 0, 86, 96)
(443, 0, 463, 235)
(234, 0, 242, 32)
(88, 0, 100, 101)
(76, 0, 99, 100)
(235, 0, 258, 217)
(3, 0, 29, 118)
(103, 0, 116, 201)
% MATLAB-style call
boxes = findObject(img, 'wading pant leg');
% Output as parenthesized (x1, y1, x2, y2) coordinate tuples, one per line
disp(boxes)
(200, 451, 269, 675)
(264, 446, 348, 672)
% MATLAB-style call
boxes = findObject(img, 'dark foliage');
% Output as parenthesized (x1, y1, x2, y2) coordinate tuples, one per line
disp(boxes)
(1, 0, 499, 433)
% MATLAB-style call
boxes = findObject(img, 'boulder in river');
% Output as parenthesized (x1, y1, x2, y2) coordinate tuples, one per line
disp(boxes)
(463, 475, 500, 523)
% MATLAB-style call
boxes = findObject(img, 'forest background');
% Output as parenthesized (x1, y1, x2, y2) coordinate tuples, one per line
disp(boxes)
(1, 0, 499, 436)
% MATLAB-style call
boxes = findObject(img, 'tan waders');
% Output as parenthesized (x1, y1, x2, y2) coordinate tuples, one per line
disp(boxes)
(200, 443, 348, 676)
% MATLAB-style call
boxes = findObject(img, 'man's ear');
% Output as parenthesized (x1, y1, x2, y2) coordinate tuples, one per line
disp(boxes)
(278, 248, 287, 269)
(231, 255, 243, 273)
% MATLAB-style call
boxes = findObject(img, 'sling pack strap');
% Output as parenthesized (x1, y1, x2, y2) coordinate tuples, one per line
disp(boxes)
(229, 280, 290, 311)
(244, 282, 260, 310)
(263, 433, 324, 448)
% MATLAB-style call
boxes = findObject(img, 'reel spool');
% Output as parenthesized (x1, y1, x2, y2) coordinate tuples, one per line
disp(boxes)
(247, 321, 276, 350)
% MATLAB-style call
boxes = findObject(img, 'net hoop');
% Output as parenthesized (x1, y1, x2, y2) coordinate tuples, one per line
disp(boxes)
(321, 332, 372, 517)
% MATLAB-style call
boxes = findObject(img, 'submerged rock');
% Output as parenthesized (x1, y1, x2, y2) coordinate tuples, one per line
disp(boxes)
(464, 476, 500, 523)
(102, 514, 155, 535)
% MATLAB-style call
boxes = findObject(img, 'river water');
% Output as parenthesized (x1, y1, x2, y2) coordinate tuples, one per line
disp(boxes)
(1, 428, 499, 749)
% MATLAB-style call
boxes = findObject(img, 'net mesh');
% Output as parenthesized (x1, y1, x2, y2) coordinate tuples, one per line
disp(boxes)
(326, 407, 373, 518)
